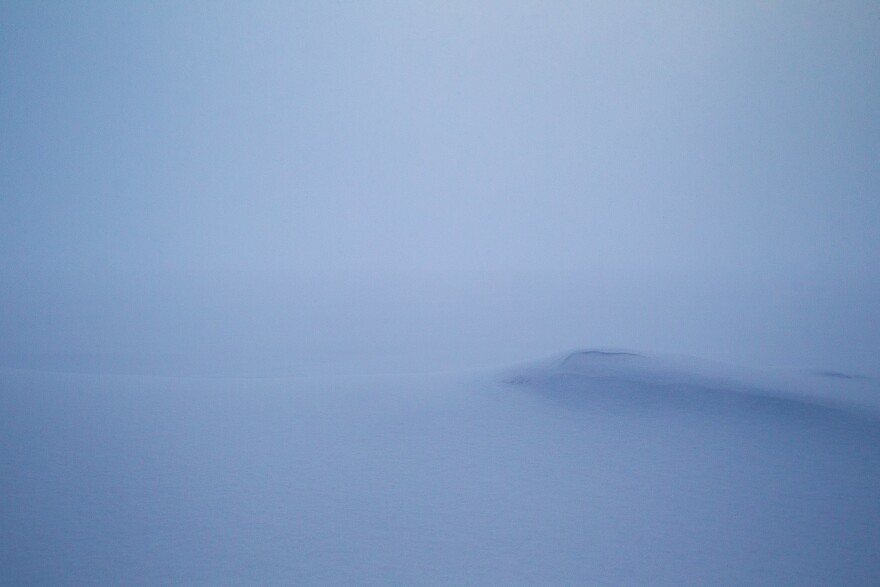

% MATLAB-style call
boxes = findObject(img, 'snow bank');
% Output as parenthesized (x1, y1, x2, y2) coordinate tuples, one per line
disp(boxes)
(504, 348, 880, 416)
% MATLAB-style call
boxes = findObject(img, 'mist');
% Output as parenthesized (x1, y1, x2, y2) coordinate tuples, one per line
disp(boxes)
(5, 4, 880, 584)
(2, 1, 878, 375)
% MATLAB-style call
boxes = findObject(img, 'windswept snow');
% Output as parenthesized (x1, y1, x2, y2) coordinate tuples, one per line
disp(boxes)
(2, 351, 879, 586)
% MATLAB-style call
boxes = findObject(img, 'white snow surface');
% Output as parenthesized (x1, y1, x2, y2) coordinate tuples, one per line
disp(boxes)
(2, 350, 880, 585)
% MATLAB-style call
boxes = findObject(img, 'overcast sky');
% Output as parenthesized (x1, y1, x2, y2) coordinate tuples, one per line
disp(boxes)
(1, 1, 878, 375)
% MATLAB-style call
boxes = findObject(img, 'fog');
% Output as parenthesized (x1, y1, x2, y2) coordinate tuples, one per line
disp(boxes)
(4, 5, 880, 584)
(2, 1, 879, 376)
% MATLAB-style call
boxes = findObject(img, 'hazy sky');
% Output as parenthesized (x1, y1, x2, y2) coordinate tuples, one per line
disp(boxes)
(1, 1, 878, 375)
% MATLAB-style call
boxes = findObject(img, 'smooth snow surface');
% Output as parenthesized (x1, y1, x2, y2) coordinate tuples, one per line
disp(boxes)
(2, 351, 880, 586)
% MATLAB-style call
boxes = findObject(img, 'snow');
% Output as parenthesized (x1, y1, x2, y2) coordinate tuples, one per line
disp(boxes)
(2, 351, 879, 585)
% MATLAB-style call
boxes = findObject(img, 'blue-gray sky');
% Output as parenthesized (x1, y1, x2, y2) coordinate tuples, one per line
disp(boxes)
(1, 1, 878, 375)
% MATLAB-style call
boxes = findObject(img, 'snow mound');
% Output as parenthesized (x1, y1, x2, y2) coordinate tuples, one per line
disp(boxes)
(504, 348, 880, 419)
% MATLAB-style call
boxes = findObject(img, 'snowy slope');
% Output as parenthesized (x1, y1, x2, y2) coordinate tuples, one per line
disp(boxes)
(2, 351, 879, 585)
